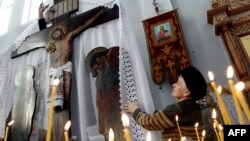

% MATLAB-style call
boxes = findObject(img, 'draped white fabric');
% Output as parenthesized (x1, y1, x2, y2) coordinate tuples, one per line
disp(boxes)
(0, 0, 159, 140)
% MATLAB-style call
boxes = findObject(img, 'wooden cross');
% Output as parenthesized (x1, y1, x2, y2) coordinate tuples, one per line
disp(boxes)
(11, 0, 119, 58)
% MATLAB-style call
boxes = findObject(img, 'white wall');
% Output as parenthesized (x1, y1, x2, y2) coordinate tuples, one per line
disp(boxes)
(171, 0, 232, 85)
(0, 0, 53, 51)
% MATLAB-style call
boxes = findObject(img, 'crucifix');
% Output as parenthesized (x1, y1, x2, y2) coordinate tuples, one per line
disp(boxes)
(9, 0, 119, 141)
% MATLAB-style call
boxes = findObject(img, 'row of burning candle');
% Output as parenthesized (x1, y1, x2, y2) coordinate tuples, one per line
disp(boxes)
(109, 113, 131, 141)
(175, 115, 206, 141)
(174, 110, 225, 141)
(4, 119, 71, 141)
(208, 65, 250, 124)
(4, 79, 71, 141)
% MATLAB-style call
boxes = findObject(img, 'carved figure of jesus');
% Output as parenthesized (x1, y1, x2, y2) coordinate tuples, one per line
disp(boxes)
(43, 8, 106, 141)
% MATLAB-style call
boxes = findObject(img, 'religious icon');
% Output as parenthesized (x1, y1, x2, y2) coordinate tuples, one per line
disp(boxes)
(142, 9, 192, 84)
(85, 46, 125, 141)
(154, 22, 172, 43)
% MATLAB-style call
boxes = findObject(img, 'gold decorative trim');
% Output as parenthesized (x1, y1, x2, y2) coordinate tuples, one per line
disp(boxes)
(231, 22, 250, 34)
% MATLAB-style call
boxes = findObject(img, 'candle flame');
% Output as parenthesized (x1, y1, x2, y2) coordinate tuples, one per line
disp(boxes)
(227, 66, 234, 79)
(195, 122, 199, 128)
(64, 120, 71, 131)
(208, 71, 214, 81)
(235, 82, 245, 91)
(146, 132, 151, 141)
(8, 120, 14, 126)
(217, 86, 222, 94)
(180, 137, 187, 141)
(168, 138, 171, 141)
(213, 123, 216, 128)
(212, 108, 217, 119)
(53, 79, 60, 86)
(219, 124, 223, 131)
(175, 115, 178, 122)
(121, 113, 129, 127)
(202, 130, 206, 137)
(109, 128, 114, 141)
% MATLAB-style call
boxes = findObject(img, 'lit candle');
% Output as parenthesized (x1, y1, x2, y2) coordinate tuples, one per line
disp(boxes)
(208, 71, 233, 124)
(122, 113, 131, 141)
(194, 122, 201, 141)
(227, 66, 244, 124)
(212, 108, 219, 129)
(201, 130, 205, 141)
(218, 124, 224, 141)
(180, 137, 188, 141)
(109, 128, 114, 141)
(4, 120, 14, 141)
(64, 120, 71, 141)
(175, 115, 182, 138)
(235, 82, 250, 123)
(46, 79, 60, 141)
(168, 138, 171, 141)
(213, 123, 221, 141)
(146, 131, 151, 141)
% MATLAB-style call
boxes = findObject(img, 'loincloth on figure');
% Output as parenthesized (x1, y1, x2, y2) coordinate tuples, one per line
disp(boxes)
(46, 62, 72, 110)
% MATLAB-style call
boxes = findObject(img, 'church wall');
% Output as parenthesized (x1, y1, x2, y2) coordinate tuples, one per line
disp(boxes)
(0, 0, 234, 113)
(1, 1, 239, 140)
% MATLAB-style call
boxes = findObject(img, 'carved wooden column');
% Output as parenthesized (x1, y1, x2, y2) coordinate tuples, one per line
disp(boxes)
(207, 1, 250, 101)
(221, 25, 248, 80)
(208, 2, 250, 78)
